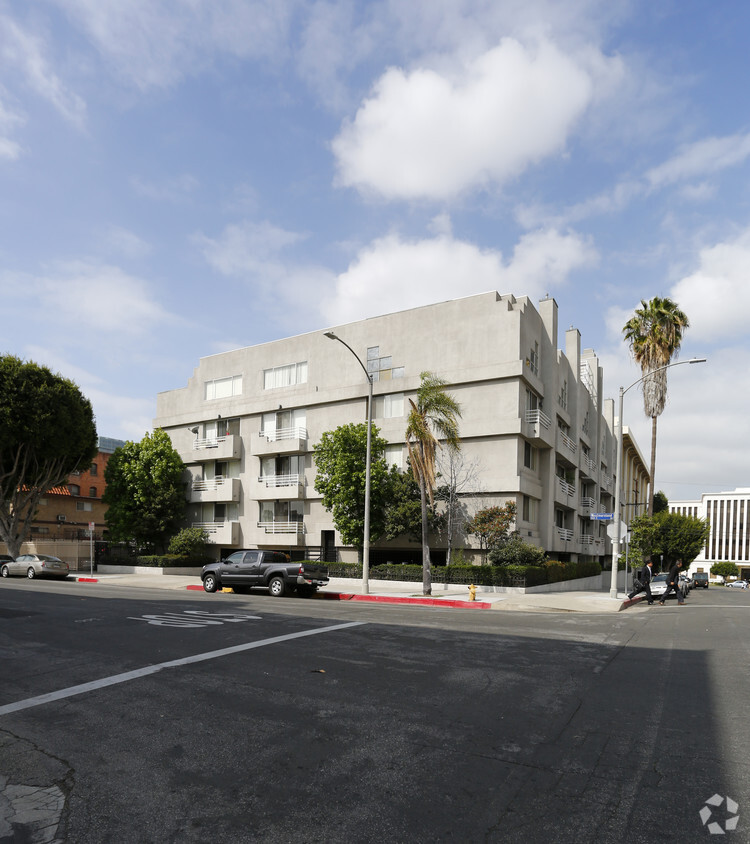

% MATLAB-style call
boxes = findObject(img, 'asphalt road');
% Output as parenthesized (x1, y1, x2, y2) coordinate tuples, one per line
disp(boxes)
(1, 580, 748, 843)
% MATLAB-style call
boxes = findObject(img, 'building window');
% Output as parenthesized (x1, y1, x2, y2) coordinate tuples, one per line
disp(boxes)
(205, 375, 242, 401)
(373, 393, 404, 419)
(367, 347, 404, 382)
(524, 441, 537, 470)
(69, 484, 80, 496)
(89, 487, 97, 498)
(581, 411, 590, 436)
(522, 495, 538, 523)
(529, 341, 539, 376)
(90, 463, 98, 476)
(558, 379, 568, 411)
(385, 444, 403, 470)
(76, 501, 93, 511)
(263, 362, 307, 390)
(525, 389, 541, 412)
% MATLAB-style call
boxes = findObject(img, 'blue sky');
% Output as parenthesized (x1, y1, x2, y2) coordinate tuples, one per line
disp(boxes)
(1, 0, 747, 504)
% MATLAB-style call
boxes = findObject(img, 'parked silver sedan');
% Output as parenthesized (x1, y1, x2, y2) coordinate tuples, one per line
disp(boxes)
(2, 554, 69, 580)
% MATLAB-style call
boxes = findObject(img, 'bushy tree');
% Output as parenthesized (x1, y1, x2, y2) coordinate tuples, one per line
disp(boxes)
(653, 491, 669, 514)
(384, 463, 426, 543)
(710, 561, 738, 579)
(488, 535, 547, 567)
(313, 423, 395, 560)
(0, 355, 98, 557)
(168, 527, 210, 559)
(103, 429, 186, 552)
(628, 510, 709, 570)
(466, 502, 517, 560)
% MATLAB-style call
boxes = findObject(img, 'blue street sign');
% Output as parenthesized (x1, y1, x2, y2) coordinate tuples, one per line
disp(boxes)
(590, 513, 614, 520)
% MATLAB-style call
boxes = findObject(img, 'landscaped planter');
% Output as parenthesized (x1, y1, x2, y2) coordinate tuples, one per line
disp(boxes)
(97, 564, 203, 576)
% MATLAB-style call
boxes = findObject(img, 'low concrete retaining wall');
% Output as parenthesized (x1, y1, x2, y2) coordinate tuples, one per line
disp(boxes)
(98, 564, 203, 577)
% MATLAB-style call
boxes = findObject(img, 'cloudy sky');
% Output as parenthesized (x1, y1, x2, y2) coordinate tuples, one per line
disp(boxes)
(0, 0, 746, 503)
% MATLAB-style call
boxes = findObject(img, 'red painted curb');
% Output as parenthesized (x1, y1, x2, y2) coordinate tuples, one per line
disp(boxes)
(324, 592, 492, 609)
(186, 584, 204, 591)
(77, 577, 98, 582)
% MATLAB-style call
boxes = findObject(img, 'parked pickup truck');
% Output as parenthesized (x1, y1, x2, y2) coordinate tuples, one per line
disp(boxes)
(201, 550, 329, 598)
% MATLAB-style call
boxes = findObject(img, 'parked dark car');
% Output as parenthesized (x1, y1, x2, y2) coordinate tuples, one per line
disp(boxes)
(693, 572, 709, 588)
(201, 550, 329, 597)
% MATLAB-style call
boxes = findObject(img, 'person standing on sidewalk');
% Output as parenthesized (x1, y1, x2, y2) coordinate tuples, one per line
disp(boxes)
(628, 559, 654, 604)
(659, 559, 685, 606)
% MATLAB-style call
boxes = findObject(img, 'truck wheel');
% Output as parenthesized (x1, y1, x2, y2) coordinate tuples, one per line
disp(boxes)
(268, 576, 285, 598)
(203, 573, 219, 593)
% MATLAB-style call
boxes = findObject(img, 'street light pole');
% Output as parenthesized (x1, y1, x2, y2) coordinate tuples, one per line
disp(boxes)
(324, 331, 372, 595)
(609, 357, 707, 598)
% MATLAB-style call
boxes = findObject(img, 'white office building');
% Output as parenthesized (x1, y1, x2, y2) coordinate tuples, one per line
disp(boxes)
(670, 489, 750, 579)
(154, 292, 649, 564)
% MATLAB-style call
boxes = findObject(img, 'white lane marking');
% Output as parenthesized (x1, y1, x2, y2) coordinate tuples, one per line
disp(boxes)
(0, 621, 364, 716)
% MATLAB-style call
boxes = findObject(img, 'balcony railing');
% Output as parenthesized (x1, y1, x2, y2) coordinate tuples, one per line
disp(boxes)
(525, 409, 551, 428)
(557, 477, 575, 498)
(260, 426, 308, 443)
(580, 496, 597, 510)
(558, 431, 577, 454)
(602, 473, 613, 492)
(192, 477, 233, 492)
(257, 473, 301, 488)
(257, 520, 305, 535)
(580, 534, 594, 546)
(192, 435, 226, 450)
(581, 455, 597, 475)
(557, 528, 574, 541)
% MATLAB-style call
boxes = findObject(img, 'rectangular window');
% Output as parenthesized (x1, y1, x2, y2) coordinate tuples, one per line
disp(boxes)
(205, 375, 242, 401)
(76, 501, 93, 511)
(374, 393, 404, 419)
(529, 341, 539, 376)
(522, 495, 538, 523)
(263, 361, 308, 390)
(90, 463, 98, 476)
(524, 442, 537, 470)
(385, 444, 403, 470)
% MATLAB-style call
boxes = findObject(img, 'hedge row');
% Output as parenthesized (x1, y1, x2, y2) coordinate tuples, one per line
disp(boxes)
(100, 553, 210, 568)
(325, 560, 602, 588)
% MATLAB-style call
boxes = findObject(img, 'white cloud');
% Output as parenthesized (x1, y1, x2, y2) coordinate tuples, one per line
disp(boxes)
(323, 227, 596, 325)
(0, 12, 86, 127)
(646, 133, 750, 189)
(332, 37, 614, 200)
(669, 228, 750, 344)
(197, 220, 306, 277)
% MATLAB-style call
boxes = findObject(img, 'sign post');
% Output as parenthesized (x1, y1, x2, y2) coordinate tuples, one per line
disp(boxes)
(88, 522, 95, 576)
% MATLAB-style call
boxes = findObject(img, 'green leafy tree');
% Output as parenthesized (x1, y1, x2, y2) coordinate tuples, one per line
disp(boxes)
(623, 297, 690, 516)
(653, 490, 669, 514)
(435, 450, 481, 564)
(466, 503, 517, 560)
(710, 561, 738, 580)
(313, 423, 394, 560)
(384, 463, 426, 543)
(103, 429, 186, 552)
(405, 372, 461, 595)
(0, 355, 98, 557)
(168, 527, 210, 560)
(628, 510, 709, 570)
(488, 534, 547, 566)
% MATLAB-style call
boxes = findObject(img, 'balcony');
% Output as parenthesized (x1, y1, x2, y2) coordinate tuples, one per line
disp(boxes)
(579, 534, 594, 546)
(556, 527, 574, 542)
(192, 520, 239, 545)
(251, 427, 308, 456)
(254, 474, 305, 500)
(557, 477, 575, 497)
(523, 409, 553, 447)
(580, 454, 597, 479)
(188, 477, 240, 504)
(249, 520, 305, 547)
(557, 430, 577, 460)
(580, 496, 597, 513)
(601, 473, 613, 493)
(183, 435, 241, 463)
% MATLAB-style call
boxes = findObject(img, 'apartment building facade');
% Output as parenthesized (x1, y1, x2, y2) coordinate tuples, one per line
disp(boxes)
(670, 488, 750, 579)
(154, 291, 648, 565)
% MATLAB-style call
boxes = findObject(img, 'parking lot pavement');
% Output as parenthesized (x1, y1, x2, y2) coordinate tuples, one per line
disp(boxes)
(64, 572, 636, 613)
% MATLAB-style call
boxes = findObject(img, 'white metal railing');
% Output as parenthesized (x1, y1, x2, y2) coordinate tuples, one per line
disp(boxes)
(192, 435, 227, 450)
(580, 534, 594, 546)
(582, 455, 597, 474)
(602, 473, 613, 491)
(193, 521, 232, 535)
(559, 431, 577, 454)
(525, 409, 551, 429)
(580, 497, 596, 510)
(257, 473, 301, 488)
(257, 520, 305, 534)
(192, 477, 232, 491)
(260, 426, 308, 443)
(557, 528, 574, 541)
(557, 477, 575, 497)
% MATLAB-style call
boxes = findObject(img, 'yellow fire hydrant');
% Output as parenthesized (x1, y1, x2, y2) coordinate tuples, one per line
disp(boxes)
(468, 584, 477, 602)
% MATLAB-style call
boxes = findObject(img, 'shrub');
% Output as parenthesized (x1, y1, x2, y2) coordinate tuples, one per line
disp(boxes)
(168, 527, 210, 558)
(488, 536, 547, 567)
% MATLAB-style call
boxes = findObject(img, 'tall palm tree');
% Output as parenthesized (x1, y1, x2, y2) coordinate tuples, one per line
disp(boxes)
(405, 371, 461, 595)
(623, 297, 690, 516)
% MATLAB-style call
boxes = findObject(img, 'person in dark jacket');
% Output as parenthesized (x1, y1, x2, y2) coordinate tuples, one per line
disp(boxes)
(659, 560, 685, 606)
(628, 559, 654, 604)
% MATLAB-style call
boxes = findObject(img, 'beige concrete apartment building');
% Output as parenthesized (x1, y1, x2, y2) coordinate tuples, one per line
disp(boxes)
(154, 291, 649, 564)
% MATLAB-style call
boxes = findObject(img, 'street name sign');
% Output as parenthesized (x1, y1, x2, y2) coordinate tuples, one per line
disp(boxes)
(590, 513, 614, 520)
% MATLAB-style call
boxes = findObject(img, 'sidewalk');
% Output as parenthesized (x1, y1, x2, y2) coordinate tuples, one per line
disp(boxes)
(66, 572, 644, 614)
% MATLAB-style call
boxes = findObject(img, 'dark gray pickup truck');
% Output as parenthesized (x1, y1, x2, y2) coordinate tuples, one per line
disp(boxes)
(201, 550, 329, 597)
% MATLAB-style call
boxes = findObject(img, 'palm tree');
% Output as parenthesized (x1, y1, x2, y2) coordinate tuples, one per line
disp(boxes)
(405, 372, 461, 595)
(623, 297, 690, 516)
